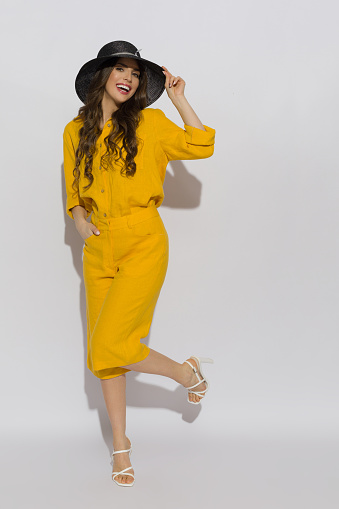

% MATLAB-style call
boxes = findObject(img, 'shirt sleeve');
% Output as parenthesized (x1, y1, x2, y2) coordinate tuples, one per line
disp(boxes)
(153, 108, 216, 161)
(63, 124, 88, 220)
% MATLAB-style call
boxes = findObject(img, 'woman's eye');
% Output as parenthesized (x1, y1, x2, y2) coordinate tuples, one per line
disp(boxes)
(115, 67, 139, 78)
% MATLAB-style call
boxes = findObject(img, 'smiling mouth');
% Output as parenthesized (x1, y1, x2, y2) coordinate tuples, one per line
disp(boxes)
(116, 84, 131, 94)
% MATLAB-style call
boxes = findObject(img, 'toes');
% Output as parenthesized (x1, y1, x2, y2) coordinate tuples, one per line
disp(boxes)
(189, 387, 205, 403)
(195, 392, 203, 403)
(189, 391, 203, 403)
(114, 473, 134, 484)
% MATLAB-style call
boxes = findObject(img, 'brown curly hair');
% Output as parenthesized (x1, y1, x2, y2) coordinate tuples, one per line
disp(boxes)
(71, 58, 147, 196)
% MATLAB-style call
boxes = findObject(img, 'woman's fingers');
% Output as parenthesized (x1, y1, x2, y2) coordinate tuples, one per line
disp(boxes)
(162, 66, 180, 88)
(162, 66, 175, 87)
(162, 66, 186, 100)
(81, 226, 100, 240)
(162, 66, 171, 86)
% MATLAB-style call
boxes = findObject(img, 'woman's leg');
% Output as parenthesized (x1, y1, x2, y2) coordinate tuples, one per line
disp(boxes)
(122, 348, 206, 404)
(100, 374, 134, 485)
(100, 350, 204, 487)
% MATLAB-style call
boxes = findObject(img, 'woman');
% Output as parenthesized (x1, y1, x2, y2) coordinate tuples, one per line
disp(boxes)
(63, 40, 216, 486)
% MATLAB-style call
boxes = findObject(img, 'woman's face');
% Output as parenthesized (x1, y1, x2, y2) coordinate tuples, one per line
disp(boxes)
(104, 57, 140, 107)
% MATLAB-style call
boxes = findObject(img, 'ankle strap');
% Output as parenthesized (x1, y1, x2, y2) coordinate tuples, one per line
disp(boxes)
(112, 447, 131, 457)
(184, 360, 197, 373)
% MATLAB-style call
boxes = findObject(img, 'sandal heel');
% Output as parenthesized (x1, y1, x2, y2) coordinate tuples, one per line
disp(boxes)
(197, 357, 214, 364)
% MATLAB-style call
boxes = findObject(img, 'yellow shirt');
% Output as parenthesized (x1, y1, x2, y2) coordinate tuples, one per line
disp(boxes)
(63, 107, 216, 220)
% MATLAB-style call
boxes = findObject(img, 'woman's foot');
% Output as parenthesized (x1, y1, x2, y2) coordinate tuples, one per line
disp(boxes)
(182, 357, 207, 404)
(112, 436, 134, 485)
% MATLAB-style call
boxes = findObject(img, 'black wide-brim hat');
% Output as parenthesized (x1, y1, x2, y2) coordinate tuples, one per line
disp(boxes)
(75, 40, 166, 107)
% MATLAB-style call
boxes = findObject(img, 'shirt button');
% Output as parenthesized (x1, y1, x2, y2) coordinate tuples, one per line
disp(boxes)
(99, 166, 101, 169)
(107, 124, 110, 127)
(103, 213, 107, 217)
(100, 143, 102, 147)
(101, 189, 104, 193)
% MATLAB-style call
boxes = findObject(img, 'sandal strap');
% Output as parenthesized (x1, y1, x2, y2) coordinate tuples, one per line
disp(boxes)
(188, 391, 206, 397)
(189, 393, 205, 399)
(184, 360, 208, 390)
(112, 473, 135, 481)
(186, 377, 207, 390)
(112, 466, 134, 478)
(111, 447, 131, 457)
(184, 360, 196, 372)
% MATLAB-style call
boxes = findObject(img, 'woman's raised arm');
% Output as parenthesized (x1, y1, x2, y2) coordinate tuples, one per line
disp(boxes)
(162, 66, 206, 131)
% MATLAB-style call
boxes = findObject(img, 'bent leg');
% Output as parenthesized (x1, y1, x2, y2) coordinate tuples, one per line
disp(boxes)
(123, 348, 209, 404)
(122, 348, 185, 384)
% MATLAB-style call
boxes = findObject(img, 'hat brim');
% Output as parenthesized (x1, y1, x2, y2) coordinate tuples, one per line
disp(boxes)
(75, 53, 166, 106)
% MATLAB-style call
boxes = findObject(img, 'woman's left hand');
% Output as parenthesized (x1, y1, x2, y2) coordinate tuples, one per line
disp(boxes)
(161, 66, 185, 102)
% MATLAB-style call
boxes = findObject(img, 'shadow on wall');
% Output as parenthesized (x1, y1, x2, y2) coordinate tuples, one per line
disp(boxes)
(61, 160, 202, 451)
(162, 160, 202, 208)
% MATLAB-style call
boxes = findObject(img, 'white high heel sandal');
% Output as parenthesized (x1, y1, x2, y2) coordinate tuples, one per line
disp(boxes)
(111, 439, 135, 487)
(184, 356, 214, 405)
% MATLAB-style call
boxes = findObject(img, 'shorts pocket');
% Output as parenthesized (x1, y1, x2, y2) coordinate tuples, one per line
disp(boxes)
(131, 215, 166, 237)
(84, 232, 97, 244)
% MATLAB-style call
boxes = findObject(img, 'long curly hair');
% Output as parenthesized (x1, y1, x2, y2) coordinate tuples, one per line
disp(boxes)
(71, 57, 147, 196)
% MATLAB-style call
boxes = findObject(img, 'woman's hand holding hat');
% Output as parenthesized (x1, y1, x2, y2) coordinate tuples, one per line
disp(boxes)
(162, 66, 185, 102)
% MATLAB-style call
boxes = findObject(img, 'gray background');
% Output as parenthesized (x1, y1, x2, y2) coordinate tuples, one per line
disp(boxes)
(1, 0, 339, 506)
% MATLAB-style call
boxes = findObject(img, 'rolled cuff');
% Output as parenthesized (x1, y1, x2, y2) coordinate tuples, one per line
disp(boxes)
(183, 124, 216, 146)
(66, 196, 90, 220)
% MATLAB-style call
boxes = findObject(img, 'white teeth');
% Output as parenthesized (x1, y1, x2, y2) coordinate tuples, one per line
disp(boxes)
(117, 85, 130, 92)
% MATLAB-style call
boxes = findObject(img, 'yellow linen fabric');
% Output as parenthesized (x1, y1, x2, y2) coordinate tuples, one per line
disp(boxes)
(83, 206, 169, 379)
(63, 107, 216, 220)
(63, 107, 216, 380)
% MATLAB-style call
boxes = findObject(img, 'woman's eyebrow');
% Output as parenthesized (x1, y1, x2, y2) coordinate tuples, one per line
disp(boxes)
(116, 62, 140, 72)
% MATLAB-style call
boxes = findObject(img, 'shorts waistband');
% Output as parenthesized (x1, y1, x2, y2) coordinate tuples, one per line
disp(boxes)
(91, 206, 160, 231)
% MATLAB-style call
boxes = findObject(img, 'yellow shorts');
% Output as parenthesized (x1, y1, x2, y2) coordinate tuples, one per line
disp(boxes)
(82, 206, 169, 380)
